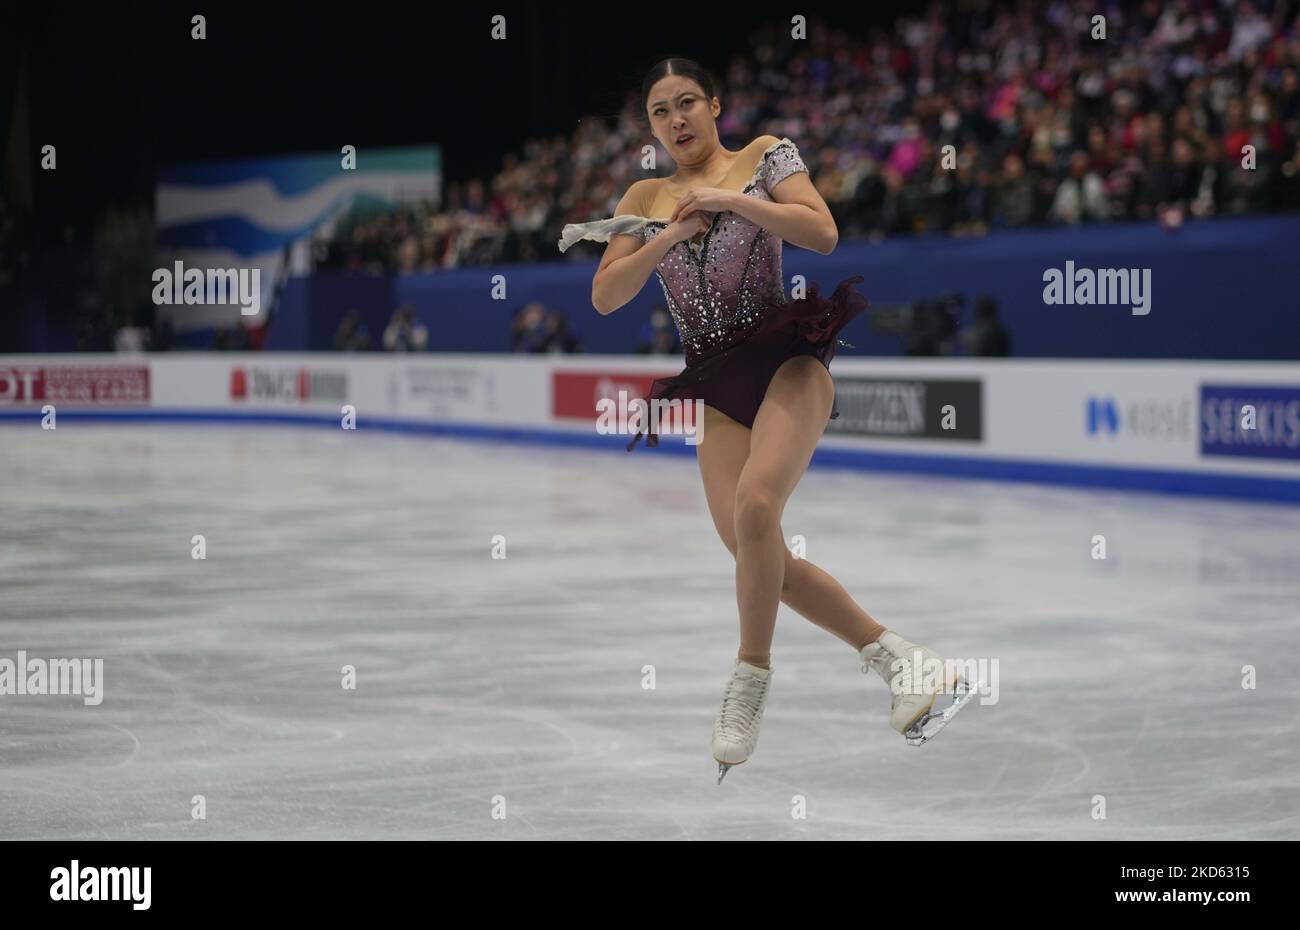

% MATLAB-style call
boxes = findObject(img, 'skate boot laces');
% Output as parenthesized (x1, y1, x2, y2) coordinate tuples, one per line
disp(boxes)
(716, 668, 769, 738)
(860, 633, 976, 746)
(860, 634, 932, 708)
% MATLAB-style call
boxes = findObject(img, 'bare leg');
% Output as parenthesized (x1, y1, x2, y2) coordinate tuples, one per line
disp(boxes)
(695, 361, 886, 662)
(780, 557, 887, 650)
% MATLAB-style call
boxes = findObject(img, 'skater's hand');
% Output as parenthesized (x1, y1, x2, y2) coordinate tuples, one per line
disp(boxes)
(669, 188, 739, 223)
(664, 210, 713, 245)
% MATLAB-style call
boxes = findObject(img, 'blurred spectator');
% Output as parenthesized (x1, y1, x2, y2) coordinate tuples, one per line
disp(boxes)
(333, 311, 372, 351)
(542, 310, 583, 353)
(1051, 151, 1109, 224)
(114, 326, 148, 353)
(1229, 2, 1274, 62)
(903, 296, 961, 356)
(511, 302, 551, 352)
(961, 296, 1012, 357)
(382, 305, 428, 351)
(991, 154, 1037, 228)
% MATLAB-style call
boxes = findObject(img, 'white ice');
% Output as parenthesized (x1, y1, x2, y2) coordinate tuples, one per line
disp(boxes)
(1, 423, 1297, 839)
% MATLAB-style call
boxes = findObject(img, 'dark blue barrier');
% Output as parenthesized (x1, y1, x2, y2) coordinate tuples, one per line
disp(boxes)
(268, 214, 1300, 359)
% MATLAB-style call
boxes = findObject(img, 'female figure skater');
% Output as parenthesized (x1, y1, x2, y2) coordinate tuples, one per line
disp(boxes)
(558, 58, 973, 782)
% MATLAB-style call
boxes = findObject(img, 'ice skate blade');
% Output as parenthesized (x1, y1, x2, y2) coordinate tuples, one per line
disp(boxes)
(716, 760, 744, 784)
(904, 677, 978, 746)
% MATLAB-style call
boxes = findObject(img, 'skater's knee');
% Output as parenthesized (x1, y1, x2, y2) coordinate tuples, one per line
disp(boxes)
(733, 482, 780, 542)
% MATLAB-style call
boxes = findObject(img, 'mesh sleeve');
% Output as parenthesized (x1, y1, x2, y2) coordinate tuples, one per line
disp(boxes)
(762, 139, 810, 195)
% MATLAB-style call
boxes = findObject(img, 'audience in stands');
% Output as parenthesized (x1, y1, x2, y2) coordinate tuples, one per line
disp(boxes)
(310, 0, 1300, 272)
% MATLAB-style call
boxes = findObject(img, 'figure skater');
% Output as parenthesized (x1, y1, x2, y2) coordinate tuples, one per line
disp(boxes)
(558, 58, 974, 782)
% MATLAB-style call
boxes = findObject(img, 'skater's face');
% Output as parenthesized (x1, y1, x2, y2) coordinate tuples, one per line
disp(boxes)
(646, 76, 719, 163)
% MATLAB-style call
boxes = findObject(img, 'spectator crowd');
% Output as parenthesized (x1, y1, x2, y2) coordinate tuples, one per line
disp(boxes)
(311, 0, 1300, 272)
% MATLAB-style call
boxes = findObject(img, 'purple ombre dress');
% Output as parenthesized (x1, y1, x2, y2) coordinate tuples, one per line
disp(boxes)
(558, 137, 868, 449)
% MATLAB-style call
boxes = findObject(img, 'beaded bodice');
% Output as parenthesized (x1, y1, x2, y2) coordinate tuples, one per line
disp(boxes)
(558, 137, 810, 364)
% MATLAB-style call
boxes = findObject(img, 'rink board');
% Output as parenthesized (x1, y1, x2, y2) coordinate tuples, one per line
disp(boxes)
(1, 353, 1298, 501)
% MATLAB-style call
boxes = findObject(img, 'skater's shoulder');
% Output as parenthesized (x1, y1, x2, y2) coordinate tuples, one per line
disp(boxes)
(614, 178, 660, 218)
(748, 135, 799, 158)
(743, 136, 801, 182)
(739, 137, 778, 176)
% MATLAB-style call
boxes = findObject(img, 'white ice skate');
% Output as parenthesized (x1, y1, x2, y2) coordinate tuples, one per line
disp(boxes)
(859, 631, 975, 746)
(712, 660, 772, 784)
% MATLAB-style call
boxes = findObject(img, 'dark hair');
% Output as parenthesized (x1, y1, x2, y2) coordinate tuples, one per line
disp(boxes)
(639, 58, 720, 126)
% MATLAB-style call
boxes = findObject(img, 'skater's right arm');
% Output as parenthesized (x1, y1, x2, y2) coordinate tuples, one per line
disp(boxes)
(591, 182, 709, 315)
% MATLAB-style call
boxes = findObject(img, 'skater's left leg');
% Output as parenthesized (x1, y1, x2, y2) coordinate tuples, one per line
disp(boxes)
(732, 355, 835, 666)
(697, 405, 886, 651)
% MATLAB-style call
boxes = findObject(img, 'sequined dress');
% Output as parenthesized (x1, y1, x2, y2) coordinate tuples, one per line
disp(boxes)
(558, 137, 869, 449)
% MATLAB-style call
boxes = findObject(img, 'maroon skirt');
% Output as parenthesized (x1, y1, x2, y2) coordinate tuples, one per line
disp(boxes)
(627, 275, 869, 450)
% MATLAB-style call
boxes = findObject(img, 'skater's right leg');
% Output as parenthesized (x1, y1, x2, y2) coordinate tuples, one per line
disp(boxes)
(696, 404, 887, 652)
(780, 558, 887, 651)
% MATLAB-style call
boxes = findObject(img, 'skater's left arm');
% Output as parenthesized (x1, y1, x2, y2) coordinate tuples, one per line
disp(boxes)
(728, 174, 837, 252)
(668, 138, 838, 254)
(726, 175, 837, 254)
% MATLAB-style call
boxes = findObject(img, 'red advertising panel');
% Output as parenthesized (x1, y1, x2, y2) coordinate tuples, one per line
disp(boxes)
(0, 366, 151, 406)
(230, 366, 348, 404)
(552, 369, 695, 435)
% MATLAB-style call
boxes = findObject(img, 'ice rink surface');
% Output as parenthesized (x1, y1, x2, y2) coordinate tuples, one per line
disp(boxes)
(1, 422, 1297, 840)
